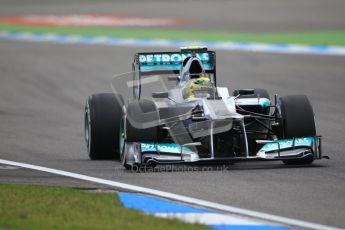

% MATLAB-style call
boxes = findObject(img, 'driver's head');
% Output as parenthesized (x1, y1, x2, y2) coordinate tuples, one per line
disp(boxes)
(193, 76, 210, 85)
(180, 56, 205, 83)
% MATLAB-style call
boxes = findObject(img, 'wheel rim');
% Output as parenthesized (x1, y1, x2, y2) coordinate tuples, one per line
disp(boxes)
(84, 103, 91, 153)
(119, 116, 126, 163)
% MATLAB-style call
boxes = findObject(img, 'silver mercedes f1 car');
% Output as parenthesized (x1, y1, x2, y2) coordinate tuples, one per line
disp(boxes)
(85, 46, 325, 169)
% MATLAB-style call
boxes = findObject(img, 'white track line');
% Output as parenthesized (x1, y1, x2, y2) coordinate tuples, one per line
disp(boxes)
(0, 159, 342, 230)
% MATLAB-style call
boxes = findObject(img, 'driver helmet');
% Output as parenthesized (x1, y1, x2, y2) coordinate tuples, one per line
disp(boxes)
(179, 56, 206, 85)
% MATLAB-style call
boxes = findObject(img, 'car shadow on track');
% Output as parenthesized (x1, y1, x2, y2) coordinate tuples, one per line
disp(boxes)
(122, 162, 326, 173)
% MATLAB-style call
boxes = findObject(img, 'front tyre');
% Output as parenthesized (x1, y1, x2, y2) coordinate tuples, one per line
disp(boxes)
(85, 93, 123, 160)
(278, 95, 316, 165)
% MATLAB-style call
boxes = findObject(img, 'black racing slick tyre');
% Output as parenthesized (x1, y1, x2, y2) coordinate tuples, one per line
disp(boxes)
(85, 93, 124, 160)
(278, 95, 316, 165)
(278, 95, 316, 139)
(125, 99, 161, 142)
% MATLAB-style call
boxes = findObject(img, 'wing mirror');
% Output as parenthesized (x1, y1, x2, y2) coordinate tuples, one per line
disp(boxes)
(152, 91, 169, 98)
(238, 89, 255, 96)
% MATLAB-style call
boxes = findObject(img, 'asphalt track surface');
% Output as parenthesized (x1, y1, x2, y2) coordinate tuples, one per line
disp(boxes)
(1, 0, 345, 229)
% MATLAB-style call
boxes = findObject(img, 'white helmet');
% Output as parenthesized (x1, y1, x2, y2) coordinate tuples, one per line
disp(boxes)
(179, 56, 205, 85)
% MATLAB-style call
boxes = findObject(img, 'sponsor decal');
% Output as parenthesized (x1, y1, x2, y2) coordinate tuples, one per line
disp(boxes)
(139, 53, 210, 64)
(260, 98, 271, 108)
(0, 15, 189, 27)
(261, 137, 313, 152)
(141, 143, 192, 154)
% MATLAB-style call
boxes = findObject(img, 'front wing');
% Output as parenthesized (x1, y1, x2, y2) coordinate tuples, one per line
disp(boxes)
(124, 136, 322, 166)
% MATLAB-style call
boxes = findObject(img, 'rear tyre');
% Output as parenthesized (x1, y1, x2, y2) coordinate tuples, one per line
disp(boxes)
(278, 95, 316, 165)
(85, 93, 123, 160)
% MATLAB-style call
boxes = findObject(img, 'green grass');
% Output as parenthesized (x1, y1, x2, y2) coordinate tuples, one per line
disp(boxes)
(1, 24, 345, 46)
(0, 184, 208, 230)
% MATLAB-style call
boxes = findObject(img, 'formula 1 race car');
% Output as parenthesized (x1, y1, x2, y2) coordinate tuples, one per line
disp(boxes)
(84, 46, 325, 169)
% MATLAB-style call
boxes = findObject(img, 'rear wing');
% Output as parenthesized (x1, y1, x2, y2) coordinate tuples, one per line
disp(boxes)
(133, 49, 216, 76)
(131, 47, 217, 99)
